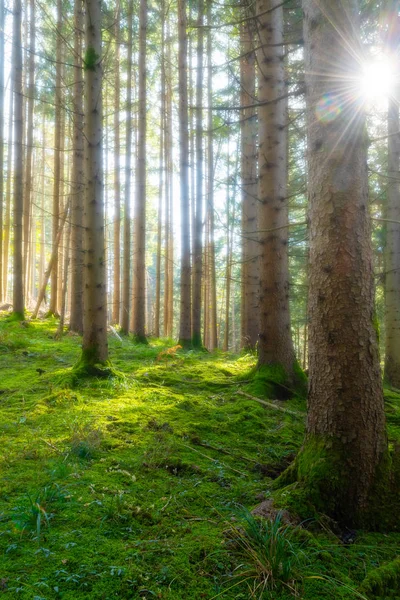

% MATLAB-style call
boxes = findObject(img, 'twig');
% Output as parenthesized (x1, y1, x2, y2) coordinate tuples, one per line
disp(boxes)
(39, 437, 64, 454)
(180, 442, 248, 477)
(237, 391, 305, 419)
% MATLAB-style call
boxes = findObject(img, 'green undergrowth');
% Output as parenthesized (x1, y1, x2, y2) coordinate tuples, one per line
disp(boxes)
(0, 315, 400, 598)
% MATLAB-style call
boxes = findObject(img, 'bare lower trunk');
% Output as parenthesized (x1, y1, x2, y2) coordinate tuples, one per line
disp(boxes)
(112, 17, 121, 325)
(178, 0, 191, 347)
(80, 0, 108, 366)
(23, 0, 34, 295)
(12, 0, 24, 318)
(132, 0, 147, 342)
(0, 0, 4, 302)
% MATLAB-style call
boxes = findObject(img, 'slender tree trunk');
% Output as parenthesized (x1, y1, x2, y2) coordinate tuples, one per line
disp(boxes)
(178, 0, 191, 347)
(23, 0, 34, 296)
(293, 0, 390, 527)
(256, 0, 296, 383)
(49, 0, 62, 316)
(223, 168, 231, 352)
(207, 2, 217, 350)
(192, 0, 204, 348)
(12, 0, 24, 318)
(132, 0, 147, 342)
(57, 65, 66, 315)
(240, 18, 259, 350)
(56, 219, 71, 338)
(3, 79, 13, 302)
(112, 17, 121, 325)
(121, 0, 133, 334)
(69, 0, 84, 334)
(0, 0, 4, 302)
(80, 0, 108, 368)
(39, 114, 45, 292)
(384, 86, 400, 386)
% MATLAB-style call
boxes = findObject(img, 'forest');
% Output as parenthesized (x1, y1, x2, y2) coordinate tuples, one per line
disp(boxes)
(1, 0, 400, 598)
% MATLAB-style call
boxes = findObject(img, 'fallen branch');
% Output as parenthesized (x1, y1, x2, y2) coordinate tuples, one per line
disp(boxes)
(237, 391, 305, 419)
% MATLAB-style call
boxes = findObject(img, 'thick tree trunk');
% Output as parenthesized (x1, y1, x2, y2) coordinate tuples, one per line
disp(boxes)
(384, 90, 400, 387)
(178, 0, 192, 347)
(206, 2, 217, 350)
(256, 0, 296, 383)
(240, 18, 259, 350)
(293, 0, 390, 527)
(69, 0, 84, 334)
(132, 0, 147, 342)
(12, 0, 24, 318)
(79, 0, 108, 368)
(191, 0, 204, 348)
(121, 0, 133, 334)
(112, 18, 121, 326)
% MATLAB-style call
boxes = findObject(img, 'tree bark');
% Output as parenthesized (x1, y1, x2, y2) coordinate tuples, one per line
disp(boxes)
(80, 0, 108, 368)
(240, 17, 259, 350)
(294, 0, 390, 527)
(178, 0, 192, 347)
(23, 0, 34, 299)
(12, 0, 24, 318)
(112, 17, 121, 326)
(121, 0, 133, 334)
(0, 0, 4, 302)
(132, 0, 147, 342)
(3, 76, 13, 302)
(256, 0, 296, 383)
(69, 0, 84, 334)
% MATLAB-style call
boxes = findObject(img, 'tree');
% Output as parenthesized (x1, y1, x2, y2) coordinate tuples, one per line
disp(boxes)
(112, 17, 121, 326)
(12, 0, 24, 318)
(78, 0, 109, 371)
(256, 0, 297, 386)
(178, 0, 191, 347)
(282, 0, 393, 528)
(132, 0, 147, 342)
(0, 0, 4, 302)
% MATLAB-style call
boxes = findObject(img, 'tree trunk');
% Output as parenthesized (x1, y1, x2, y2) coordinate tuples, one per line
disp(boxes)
(23, 0, 34, 297)
(192, 0, 204, 348)
(256, 0, 296, 385)
(3, 77, 13, 302)
(121, 0, 133, 334)
(0, 0, 4, 302)
(384, 87, 400, 386)
(206, 2, 217, 350)
(178, 0, 191, 347)
(132, 0, 147, 342)
(12, 0, 24, 318)
(292, 0, 390, 528)
(240, 17, 259, 350)
(69, 0, 84, 334)
(112, 17, 121, 326)
(79, 0, 108, 369)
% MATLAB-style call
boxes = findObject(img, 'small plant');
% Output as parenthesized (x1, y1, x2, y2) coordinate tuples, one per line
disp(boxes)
(70, 423, 103, 459)
(156, 344, 182, 361)
(226, 508, 306, 598)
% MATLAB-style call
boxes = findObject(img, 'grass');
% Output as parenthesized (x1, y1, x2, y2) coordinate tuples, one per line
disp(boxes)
(0, 315, 400, 598)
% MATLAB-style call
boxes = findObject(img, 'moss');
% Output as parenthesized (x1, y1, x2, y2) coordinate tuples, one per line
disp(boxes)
(131, 333, 148, 345)
(359, 557, 400, 597)
(84, 46, 100, 71)
(248, 360, 307, 400)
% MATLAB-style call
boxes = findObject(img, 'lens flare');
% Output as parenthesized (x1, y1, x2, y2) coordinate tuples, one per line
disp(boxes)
(360, 57, 395, 102)
(315, 94, 343, 123)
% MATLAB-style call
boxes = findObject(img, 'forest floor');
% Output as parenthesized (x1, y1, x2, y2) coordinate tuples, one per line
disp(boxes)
(1, 316, 400, 599)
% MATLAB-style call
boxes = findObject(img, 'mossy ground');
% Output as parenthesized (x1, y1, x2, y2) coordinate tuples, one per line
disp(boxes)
(1, 316, 400, 599)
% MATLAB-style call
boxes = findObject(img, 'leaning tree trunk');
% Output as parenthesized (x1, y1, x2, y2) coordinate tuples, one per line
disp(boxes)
(256, 0, 297, 385)
(132, 0, 147, 342)
(290, 0, 391, 528)
(69, 0, 84, 334)
(12, 0, 24, 318)
(178, 0, 192, 347)
(384, 85, 400, 387)
(79, 0, 108, 370)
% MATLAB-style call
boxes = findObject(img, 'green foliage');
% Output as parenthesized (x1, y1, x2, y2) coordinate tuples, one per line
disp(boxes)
(83, 46, 100, 71)
(359, 557, 400, 598)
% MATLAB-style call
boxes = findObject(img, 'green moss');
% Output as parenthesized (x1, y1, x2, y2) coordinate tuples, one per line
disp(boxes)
(84, 46, 100, 71)
(359, 557, 400, 597)
(248, 360, 307, 400)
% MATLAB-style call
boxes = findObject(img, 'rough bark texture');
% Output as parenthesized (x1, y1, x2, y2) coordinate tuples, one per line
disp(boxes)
(121, 0, 133, 334)
(178, 0, 192, 347)
(112, 18, 121, 326)
(192, 0, 204, 348)
(240, 18, 259, 351)
(297, 0, 389, 527)
(80, 0, 108, 367)
(132, 0, 147, 342)
(69, 0, 84, 334)
(256, 0, 296, 382)
(12, 0, 24, 317)
(384, 90, 400, 387)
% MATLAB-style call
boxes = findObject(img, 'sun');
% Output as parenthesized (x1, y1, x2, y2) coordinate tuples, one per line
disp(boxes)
(359, 55, 396, 105)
